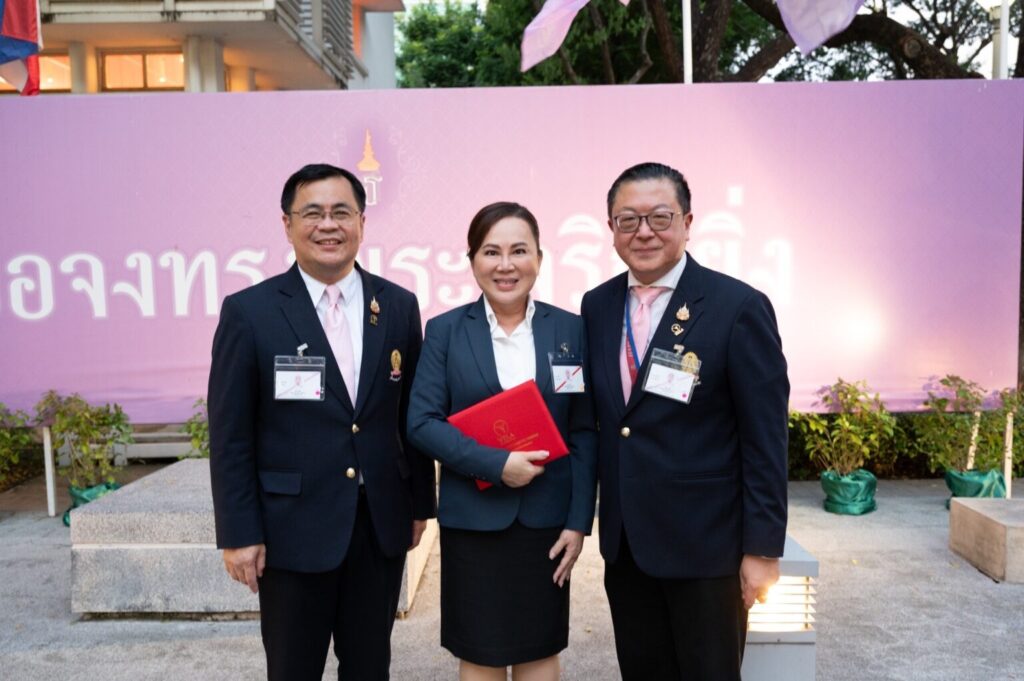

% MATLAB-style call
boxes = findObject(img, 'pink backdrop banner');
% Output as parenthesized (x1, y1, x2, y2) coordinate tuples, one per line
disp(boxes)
(1, 81, 1022, 421)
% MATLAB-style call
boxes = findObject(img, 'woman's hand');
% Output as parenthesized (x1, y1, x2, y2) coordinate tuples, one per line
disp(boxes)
(549, 529, 584, 587)
(500, 450, 549, 488)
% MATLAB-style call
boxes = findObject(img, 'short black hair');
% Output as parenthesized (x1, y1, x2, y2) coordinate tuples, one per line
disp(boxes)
(466, 202, 541, 260)
(606, 162, 691, 216)
(280, 164, 367, 215)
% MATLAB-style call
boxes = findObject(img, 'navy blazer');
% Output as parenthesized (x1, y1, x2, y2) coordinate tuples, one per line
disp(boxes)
(208, 263, 437, 573)
(407, 297, 598, 533)
(581, 255, 789, 580)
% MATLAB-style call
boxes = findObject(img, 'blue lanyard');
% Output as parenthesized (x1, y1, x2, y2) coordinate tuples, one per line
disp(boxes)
(624, 295, 641, 372)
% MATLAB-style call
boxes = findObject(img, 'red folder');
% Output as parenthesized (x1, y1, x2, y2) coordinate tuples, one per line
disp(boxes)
(447, 380, 569, 490)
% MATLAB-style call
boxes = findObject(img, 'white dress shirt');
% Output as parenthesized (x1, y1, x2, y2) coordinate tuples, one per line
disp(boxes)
(298, 265, 364, 396)
(483, 296, 537, 390)
(623, 253, 688, 349)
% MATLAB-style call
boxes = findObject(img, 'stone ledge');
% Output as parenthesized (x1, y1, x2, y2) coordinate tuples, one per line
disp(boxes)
(70, 459, 435, 615)
(949, 498, 1024, 583)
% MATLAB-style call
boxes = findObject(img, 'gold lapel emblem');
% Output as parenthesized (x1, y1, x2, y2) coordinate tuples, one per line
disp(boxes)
(673, 344, 685, 355)
(390, 350, 402, 381)
(676, 304, 690, 322)
(370, 297, 381, 326)
(681, 351, 700, 374)
(671, 323, 684, 336)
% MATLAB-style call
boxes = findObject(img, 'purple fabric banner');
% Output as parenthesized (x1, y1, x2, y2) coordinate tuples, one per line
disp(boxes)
(776, 0, 866, 54)
(0, 81, 1021, 421)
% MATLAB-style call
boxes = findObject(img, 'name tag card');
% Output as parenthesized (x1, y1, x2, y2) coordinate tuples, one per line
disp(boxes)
(274, 355, 326, 401)
(642, 348, 700, 404)
(549, 350, 585, 394)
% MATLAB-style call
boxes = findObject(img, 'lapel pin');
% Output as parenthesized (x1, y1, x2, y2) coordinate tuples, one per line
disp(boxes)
(671, 323, 684, 336)
(676, 304, 690, 322)
(560, 342, 570, 354)
(369, 297, 381, 326)
(673, 344, 685, 355)
(682, 351, 700, 374)
(390, 349, 402, 381)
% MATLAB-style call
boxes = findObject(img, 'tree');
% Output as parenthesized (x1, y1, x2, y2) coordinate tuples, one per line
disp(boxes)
(396, 1, 487, 88)
(396, 0, 1023, 87)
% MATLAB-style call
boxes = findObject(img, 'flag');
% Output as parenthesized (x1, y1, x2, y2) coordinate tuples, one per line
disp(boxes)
(521, 0, 592, 72)
(0, 0, 42, 95)
(775, 0, 865, 55)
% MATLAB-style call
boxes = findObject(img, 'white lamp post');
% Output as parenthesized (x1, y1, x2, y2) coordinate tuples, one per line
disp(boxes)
(976, 0, 1010, 79)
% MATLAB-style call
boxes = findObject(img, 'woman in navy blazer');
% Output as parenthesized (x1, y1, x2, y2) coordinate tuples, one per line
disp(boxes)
(407, 202, 597, 681)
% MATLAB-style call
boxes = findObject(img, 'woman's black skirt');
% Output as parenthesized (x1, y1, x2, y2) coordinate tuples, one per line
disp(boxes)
(440, 522, 570, 667)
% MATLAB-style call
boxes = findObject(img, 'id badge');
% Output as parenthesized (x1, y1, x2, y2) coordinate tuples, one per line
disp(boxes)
(274, 354, 326, 401)
(549, 349, 585, 394)
(642, 348, 700, 404)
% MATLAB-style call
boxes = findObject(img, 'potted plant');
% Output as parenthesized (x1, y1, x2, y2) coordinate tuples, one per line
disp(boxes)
(790, 379, 897, 515)
(181, 398, 210, 459)
(35, 391, 133, 526)
(918, 375, 1005, 506)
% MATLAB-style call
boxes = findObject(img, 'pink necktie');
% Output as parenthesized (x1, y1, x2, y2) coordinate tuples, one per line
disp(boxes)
(325, 284, 356, 405)
(620, 286, 668, 402)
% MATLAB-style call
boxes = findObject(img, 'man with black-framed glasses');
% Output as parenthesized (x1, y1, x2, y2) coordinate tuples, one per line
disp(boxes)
(581, 162, 790, 681)
(208, 163, 437, 680)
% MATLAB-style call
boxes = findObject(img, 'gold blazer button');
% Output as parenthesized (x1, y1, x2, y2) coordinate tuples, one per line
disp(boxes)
(620, 427, 631, 438)
(352, 423, 360, 434)
(345, 467, 356, 479)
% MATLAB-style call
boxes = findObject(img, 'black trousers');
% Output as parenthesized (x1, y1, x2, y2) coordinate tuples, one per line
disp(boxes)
(257, 492, 406, 681)
(603, 532, 748, 681)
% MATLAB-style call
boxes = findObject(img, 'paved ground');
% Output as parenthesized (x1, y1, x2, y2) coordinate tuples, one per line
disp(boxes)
(1, 470, 1022, 680)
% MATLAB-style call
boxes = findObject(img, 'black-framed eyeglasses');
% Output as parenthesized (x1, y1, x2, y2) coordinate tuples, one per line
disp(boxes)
(612, 211, 685, 233)
(290, 208, 361, 226)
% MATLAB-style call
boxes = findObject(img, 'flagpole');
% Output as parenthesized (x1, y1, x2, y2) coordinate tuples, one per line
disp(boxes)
(682, 0, 693, 83)
(998, 0, 1009, 79)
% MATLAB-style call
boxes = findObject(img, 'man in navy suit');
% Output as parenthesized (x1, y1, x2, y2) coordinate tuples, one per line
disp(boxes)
(581, 162, 789, 680)
(208, 164, 436, 681)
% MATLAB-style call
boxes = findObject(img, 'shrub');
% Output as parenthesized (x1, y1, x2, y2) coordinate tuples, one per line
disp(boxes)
(790, 379, 898, 477)
(35, 391, 132, 489)
(0, 404, 34, 485)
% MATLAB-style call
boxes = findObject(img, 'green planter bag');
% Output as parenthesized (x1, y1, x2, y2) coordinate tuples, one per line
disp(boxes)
(820, 469, 877, 515)
(943, 469, 1005, 509)
(63, 482, 121, 527)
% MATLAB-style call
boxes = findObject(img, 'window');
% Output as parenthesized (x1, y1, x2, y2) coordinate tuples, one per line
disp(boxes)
(102, 51, 184, 91)
(0, 54, 72, 93)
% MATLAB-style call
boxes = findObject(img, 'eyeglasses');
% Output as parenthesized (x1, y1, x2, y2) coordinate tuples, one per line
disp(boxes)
(290, 208, 361, 226)
(612, 211, 684, 233)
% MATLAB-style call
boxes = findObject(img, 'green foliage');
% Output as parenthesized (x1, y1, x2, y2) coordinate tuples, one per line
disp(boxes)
(0, 404, 34, 484)
(397, 1, 487, 88)
(790, 379, 898, 477)
(917, 375, 999, 473)
(36, 391, 132, 489)
(182, 399, 210, 459)
(989, 388, 1024, 477)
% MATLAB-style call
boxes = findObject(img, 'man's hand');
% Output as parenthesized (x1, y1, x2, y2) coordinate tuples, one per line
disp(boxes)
(740, 554, 780, 610)
(500, 450, 549, 488)
(223, 544, 266, 594)
(549, 529, 584, 587)
(410, 519, 428, 550)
